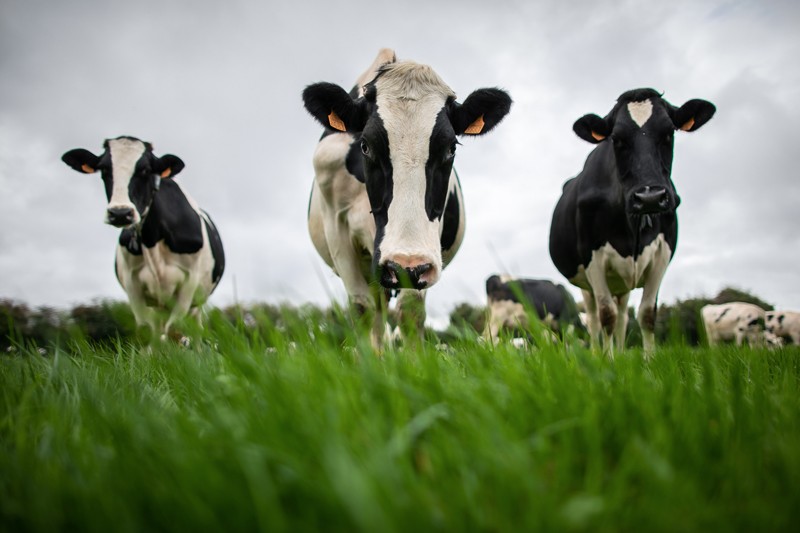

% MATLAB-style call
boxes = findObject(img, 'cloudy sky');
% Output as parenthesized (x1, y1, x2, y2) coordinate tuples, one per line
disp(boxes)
(2, 0, 799, 325)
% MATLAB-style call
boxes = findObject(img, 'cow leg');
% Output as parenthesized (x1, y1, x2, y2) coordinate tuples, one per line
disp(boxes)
(638, 245, 671, 357)
(583, 264, 617, 355)
(163, 275, 201, 341)
(613, 292, 630, 351)
(581, 289, 601, 348)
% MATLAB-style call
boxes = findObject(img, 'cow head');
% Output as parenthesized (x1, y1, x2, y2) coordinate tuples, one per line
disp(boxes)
(303, 61, 511, 290)
(62, 136, 184, 228)
(572, 88, 715, 218)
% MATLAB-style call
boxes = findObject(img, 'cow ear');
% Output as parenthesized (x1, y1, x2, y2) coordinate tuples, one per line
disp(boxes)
(671, 99, 716, 132)
(302, 82, 369, 133)
(62, 149, 100, 174)
(486, 275, 503, 295)
(573, 114, 611, 144)
(451, 88, 512, 136)
(156, 154, 185, 179)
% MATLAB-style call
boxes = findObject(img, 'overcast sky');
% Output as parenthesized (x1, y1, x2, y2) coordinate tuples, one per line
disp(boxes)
(2, 0, 799, 325)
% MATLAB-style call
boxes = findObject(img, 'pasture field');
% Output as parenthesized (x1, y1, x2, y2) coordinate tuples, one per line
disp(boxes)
(2, 312, 800, 532)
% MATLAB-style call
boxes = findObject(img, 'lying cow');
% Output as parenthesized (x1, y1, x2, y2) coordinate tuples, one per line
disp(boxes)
(303, 49, 511, 347)
(484, 274, 581, 341)
(701, 302, 766, 346)
(549, 88, 715, 355)
(765, 310, 800, 345)
(61, 136, 224, 341)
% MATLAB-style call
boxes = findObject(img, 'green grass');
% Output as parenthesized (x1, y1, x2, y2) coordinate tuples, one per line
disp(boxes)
(2, 317, 800, 532)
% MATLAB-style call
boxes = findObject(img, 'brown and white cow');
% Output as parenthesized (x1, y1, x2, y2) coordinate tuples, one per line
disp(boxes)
(303, 49, 511, 346)
(701, 302, 766, 346)
(765, 310, 800, 345)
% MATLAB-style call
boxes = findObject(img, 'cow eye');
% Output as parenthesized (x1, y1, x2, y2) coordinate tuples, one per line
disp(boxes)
(448, 141, 457, 158)
(360, 140, 370, 156)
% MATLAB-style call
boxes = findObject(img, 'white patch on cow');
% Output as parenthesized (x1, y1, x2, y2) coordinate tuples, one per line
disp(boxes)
(627, 99, 653, 128)
(354, 47, 396, 97)
(107, 138, 145, 222)
(375, 61, 456, 287)
(766, 310, 800, 345)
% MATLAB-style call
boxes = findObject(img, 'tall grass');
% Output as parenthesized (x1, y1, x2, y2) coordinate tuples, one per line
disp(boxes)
(2, 314, 799, 532)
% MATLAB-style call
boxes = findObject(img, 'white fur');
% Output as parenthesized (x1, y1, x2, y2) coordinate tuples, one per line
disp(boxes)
(571, 234, 672, 355)
(702, 302, 766, 346)
(627, 100, 653, 128)
(107, 138, 145, 223)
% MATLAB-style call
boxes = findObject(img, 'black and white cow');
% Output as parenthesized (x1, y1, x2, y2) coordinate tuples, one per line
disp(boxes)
(766, 310, 800, 345)
(61, 136, 224, 340)
(702, 302, 766, 346)
(303, 49, 511, 346)
(549, 88, 715, 355)
(484, 274, 582, 341)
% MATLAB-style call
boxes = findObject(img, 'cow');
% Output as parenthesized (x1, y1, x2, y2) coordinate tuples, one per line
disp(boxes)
(701, 302, 766, 346)
(61, 136, 224, 341)
(303, 49, 511, 347)
(484, 274, 582, 341)
(549, 88, 715, 356)
(765, 310, 800, 345)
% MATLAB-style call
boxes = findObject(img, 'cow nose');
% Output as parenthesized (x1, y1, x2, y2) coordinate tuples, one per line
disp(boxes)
(106, 206, 135, 227)
(631, 186, 669, 214)
(380, 261, 434, 290)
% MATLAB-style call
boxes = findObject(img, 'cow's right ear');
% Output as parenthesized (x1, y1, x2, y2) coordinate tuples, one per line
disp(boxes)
(573, 114, 611, 144)
(62, 149, 100, 174)
(302, 82, 369, 133)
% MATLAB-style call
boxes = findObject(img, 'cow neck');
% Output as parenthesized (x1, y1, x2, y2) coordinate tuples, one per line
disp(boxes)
(128, 184, 162, 250)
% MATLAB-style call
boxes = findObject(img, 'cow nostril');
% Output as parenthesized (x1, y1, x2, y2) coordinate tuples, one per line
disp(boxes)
(379, 261, 435, 290)
(106, 207, 135, 226)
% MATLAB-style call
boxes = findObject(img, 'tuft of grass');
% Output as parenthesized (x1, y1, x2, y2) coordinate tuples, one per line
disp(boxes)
(2, 317, 800, 532)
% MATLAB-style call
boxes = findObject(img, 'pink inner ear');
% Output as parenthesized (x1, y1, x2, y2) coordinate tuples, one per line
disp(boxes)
(161, 168, 172, 178)
(80, 163, 95, 174)
(680, 117, 695, 132)
(591, 131, 606, 142)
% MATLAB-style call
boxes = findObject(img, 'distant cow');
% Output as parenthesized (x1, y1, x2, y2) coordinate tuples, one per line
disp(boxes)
(303, 49, 511, 346)
(549, 88, 715, 355)
(62, 136, 224, 340)
(766, 310, 800, 345)
(484, 275, 581, 340)
(701, 302, 766, 346)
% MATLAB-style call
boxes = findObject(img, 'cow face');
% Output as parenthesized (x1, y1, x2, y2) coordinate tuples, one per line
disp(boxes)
(62, 136, 184, 228)
(303, 61, 511, 290)
(573, 88, 715, 218)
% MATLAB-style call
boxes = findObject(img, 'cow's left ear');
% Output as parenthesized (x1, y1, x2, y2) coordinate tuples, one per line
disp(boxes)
(62, 149, 100, 174)
(155, 154, 185, 179)
(671, 99, 716, 132)
(451, 88, 512, 136)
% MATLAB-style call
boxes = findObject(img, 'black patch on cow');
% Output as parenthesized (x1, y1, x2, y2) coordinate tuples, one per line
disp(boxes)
(425, 108, 457, 221)
(715, 307, 730, 323)
(440, 187, 460, 253)
(119, 227, 143, 255)
(202, 210, 225, 285)
(138, 179, 204, 253)
(748, 317, 765, 328)
(779, 313, 785, 325)
(345, 136, 366, 183)
(360, 107, 393, 265)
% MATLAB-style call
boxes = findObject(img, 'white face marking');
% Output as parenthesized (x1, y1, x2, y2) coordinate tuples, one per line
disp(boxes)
(107, 138, 146, 221)
(374, 62, 456, 285)
(627, 99, 653, 128)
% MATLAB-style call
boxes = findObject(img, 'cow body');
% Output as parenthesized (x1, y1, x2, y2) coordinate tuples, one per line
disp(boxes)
(549, 88, 715, 355)
(702, 302, 766, 346)
(303, 49, 511, 346)
(62, 136, 224, 340)
(766, 310, 800, 345)
(484, 274, 581, 340)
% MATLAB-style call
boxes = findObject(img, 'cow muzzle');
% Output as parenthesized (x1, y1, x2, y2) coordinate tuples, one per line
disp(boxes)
(629, 186, 671, 215)
(105, 206, 136, 227)
(379, 256, 438, 290)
